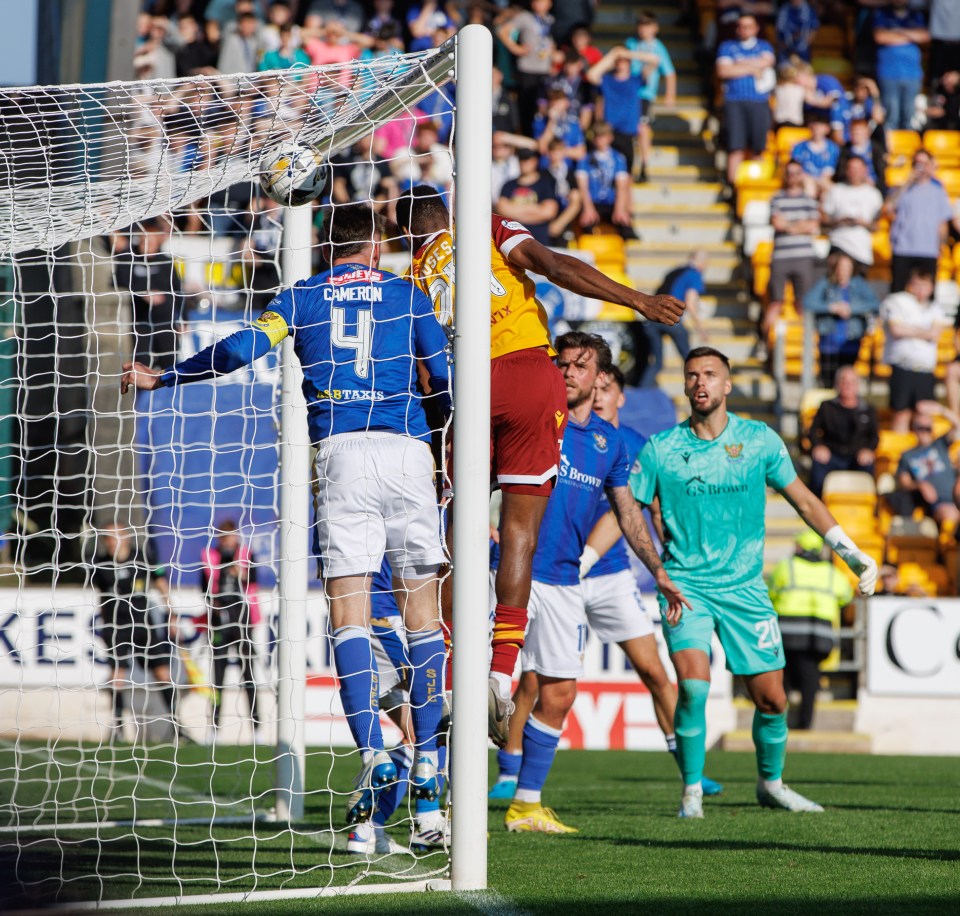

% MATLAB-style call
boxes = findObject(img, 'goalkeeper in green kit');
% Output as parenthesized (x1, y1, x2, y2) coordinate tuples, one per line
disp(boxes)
(586, 347, 877, 817)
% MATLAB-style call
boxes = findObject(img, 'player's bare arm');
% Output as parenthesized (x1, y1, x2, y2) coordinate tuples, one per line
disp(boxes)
(779, 477, 878, 596)
(506, 236, 685, 326)
(120, 361, 163, 394)
(583, 509, 621, 561)
(607, 485, 689, 623)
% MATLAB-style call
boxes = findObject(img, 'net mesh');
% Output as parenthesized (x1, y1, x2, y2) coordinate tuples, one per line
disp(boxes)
(0, 43, 456, 909)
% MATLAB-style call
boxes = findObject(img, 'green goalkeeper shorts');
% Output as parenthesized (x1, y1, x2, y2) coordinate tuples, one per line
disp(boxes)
(656, 577, 786, 676)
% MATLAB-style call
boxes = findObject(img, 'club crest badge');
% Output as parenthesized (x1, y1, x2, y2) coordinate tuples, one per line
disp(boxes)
(724, 443, 744, 460)
(593, 432, 608, 453)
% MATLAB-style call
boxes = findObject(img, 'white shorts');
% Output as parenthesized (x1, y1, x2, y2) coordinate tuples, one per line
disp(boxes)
(313, 432, 446, 578)
(581, 569, 655, 644)
(520, 580, 587, 679)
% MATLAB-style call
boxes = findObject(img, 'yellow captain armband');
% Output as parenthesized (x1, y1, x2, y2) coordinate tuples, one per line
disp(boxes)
(253, 310, 289, 347)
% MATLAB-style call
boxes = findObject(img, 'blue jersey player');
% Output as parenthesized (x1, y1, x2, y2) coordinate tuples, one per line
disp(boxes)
(491, 332, 688, 835)
(121, 203, 450, 829)
(622, 347, 877, 818)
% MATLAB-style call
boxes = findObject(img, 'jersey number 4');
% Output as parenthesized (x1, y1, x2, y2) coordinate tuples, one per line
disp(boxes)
(331, 306, 373, 379)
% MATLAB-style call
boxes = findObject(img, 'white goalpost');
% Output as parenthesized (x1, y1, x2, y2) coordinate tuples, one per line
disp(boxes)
(0, 24, 490, 909)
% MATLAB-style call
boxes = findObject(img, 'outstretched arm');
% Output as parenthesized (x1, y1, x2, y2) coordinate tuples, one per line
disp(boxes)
(506, 236, 685, 325)
(607, 485, 689, 622)
(779, 478, 878, 595)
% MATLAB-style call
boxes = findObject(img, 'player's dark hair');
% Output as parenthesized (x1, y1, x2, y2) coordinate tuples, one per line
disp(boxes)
(322, 203, 386, 259)
(555, 331, 613, 374)
(395, 184, 449, 237)
(685, 346, 731, 371)
(605, 364, 626, 390)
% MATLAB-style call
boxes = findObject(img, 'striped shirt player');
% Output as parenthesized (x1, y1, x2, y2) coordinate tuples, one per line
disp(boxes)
(121, 203, 449, 831)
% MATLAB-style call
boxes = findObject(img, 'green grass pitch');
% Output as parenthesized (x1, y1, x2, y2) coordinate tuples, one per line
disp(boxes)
(1, 745, 958, 915)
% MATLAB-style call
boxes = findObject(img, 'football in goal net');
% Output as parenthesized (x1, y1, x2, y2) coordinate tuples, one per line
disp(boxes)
(0, 25, 492, 910)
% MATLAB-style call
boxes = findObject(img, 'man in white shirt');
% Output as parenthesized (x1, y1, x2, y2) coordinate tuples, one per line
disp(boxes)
(881, 269, 950, 432)
(820, 156, 884, 271)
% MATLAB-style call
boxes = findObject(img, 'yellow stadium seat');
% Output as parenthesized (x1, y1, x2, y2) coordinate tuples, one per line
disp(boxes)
(886, 516, 940, 566)
(811, 56, 855, 87)
(874, 429, 918, 477)
(888, 130, 922, 160)
(895, 561, 949, 596)
(872, 231, 892, 265)
(734, 158, 776, 187)
(923, 130, 960, 164)
(799, 387, 836, 440)
(885, 164, 912, 189)
(576, 233, 625, 272)
(776, 126, 811, 160)
(939, 169, 960, 198)
(736, 184, 778, 219)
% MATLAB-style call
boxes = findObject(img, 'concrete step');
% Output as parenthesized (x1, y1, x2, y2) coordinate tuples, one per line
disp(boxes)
(646, 163, 719, 182)
(628, 254, 739, 288)
(648, 109, 708, 134)
(635, 218, 731, 246)
(703, 316, 756, 335)
(734, 698, 860, 731)
(635, 201, 732, 220)
(653, 130, 715, 148)
(721, 728, 873, 754)
(648, 145, 716, 169)
(628, 240, 738, 258)
(632, 181, 723, 208)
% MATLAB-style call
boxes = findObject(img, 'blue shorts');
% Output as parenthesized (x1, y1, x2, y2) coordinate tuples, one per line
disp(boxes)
(657, 577, 785, 675)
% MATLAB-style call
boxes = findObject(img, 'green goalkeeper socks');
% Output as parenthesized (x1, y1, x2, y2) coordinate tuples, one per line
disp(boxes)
(753, 710, 788, 782)
(675, 679, 710, 786)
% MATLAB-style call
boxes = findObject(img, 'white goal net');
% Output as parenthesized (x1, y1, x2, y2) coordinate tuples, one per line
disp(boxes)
(0, 31, 481, 910)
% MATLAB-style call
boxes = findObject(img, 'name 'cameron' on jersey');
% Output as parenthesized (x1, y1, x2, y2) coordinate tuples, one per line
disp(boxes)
(157, 262, 451, 444)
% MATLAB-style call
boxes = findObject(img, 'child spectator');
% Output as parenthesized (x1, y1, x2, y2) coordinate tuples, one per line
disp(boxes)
(792, 112, 841, 198)
(626, 10, 677, 184)
(368, 0, 399, 35)
(774, 58, 808, 129)
(544, 137, 583, 244)
(838, 76, 886, 142)
(776, 0, 819, 64)
(836, 119, 885, 192)
(175, 16, 218, 77)
(568, 23, 603, 67)
(575, 121, 636, 239)
(302, 15, 367, 68)
(872, 1, 930, 131)
(586, 45, 659, 178)
(533, 88, 586, 164)
(549, 49, 597, 132)
(262, 1, 298, 54)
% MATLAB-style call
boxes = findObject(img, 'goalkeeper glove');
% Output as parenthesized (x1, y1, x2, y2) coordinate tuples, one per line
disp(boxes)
(579, 546, 600, 579)
(824, 525, 878, 596)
